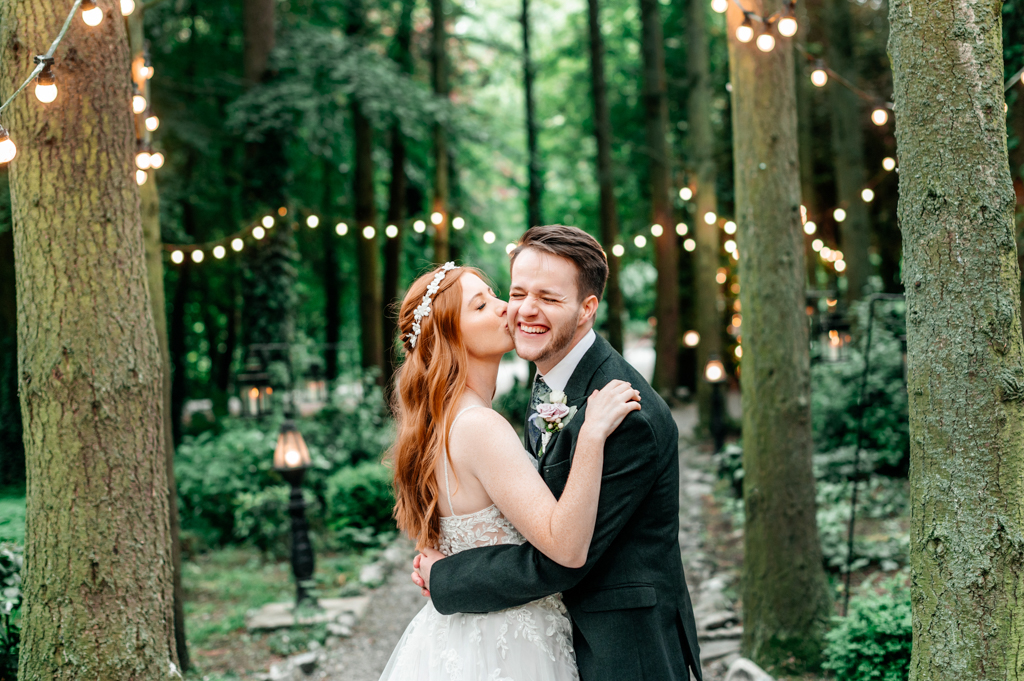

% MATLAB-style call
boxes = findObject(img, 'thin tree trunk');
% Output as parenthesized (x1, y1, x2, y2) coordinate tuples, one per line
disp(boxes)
(522, 0, 543, 229)
(321, 158, 341, 382)
(431, 0, 450, 262)
(243, 0, 276, 86)
(796, 0, 820, 287)
(1, 1, 177, 676)
(587, 0, 624, 354)
(170, 253, 192, 446)
(824, 0, 870, 302)
(726, 0, 830, 670)
(889, 0, 1024, 675)
(687, 0, 722, 427)
(639, 0, 679, 397)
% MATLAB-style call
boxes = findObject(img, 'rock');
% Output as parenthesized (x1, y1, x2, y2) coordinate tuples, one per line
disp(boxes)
(698, 610, 740, 631)
(247, 596, 371, 631)
(699, 638, 742, 662)
(724, 657, 774, 681)
(359, 562, 386, 586)
(327, 621, 353, 637)
(699, 625, 743, 641)
(382, 543, 409, 567)
(290, 651, 319, 675)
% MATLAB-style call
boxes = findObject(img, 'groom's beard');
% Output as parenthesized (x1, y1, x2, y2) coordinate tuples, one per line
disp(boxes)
(516, 310, 581, 366)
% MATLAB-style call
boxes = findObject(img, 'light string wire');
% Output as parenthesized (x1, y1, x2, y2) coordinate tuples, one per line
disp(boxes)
(0, 0, 84, 119)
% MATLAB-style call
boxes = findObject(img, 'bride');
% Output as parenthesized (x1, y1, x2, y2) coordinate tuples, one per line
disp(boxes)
(379, 262, 640, 681)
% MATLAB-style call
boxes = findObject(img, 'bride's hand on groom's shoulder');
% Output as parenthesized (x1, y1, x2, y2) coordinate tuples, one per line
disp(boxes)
(411, 548, 445, 597)
(581, 379, 642, 440)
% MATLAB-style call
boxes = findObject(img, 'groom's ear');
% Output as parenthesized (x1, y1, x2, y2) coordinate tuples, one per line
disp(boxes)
(579, 294, 600, 326)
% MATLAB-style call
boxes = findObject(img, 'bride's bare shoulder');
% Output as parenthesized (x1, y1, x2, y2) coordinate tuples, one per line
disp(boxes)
(449, 406, 520, 452)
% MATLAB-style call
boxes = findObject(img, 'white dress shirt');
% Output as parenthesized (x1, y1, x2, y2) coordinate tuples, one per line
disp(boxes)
(537, 329, 596, 394)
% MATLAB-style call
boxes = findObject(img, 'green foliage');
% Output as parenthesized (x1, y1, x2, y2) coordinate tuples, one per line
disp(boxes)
(824, 576, 912, 681)
(324, 462, 396, 549)
(0, 494, 24, 545)
(0, 543, 22, 679)
(494, 375, 532, 429)
(233, 486, 319, 559)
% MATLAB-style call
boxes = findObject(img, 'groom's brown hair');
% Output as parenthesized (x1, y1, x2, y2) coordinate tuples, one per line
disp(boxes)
(510, 224, 609, 302)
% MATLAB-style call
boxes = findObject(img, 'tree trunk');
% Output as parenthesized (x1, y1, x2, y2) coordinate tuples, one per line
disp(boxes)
(587, 0, 624, 354)
(170, 255, 192, 445)
(522, 0, 543, 230)
(686, 0, 722, 427)
(796, 0, 820, 287)
(824, 0, 871, 303)
(639, 0, 679, 397)
(321, 158, 341, 382)
(431, 0, 450, 262)
(726, 1, 830, 671)
(889, 0, 1024, 676)
(243, 0, 276, 86)
(0, 224, 23, 486)
(354, 101, 384, 375)
(1, 2, 177, 676)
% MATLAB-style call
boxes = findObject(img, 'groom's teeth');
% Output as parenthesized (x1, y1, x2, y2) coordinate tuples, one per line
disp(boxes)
(520, 324, 547, 334)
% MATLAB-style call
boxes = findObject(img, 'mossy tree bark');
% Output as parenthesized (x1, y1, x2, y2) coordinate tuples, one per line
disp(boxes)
(430, 0, 450, 262)
(726, 0, 831, 671)
(0, 1, 178, 677)
(587, 0, 624, 354)
(639, 0, 679, 397)
(686, 0, 722, 426)
(522, 0, 543, 231)
(889, 0, 1024, 676)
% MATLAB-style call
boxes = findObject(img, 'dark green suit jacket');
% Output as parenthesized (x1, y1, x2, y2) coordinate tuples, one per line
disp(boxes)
(430, 334, 702, 681)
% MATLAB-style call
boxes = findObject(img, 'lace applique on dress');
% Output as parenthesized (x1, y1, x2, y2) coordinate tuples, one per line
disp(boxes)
(438, 505, 524, 556)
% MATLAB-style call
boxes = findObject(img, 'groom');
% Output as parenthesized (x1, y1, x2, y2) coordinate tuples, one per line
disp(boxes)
(414, 224, 702, 681)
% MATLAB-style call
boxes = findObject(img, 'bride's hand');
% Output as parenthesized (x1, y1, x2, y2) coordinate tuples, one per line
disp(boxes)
(581, 379, 641, 440)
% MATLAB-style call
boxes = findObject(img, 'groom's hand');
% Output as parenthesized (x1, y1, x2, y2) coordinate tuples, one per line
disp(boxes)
(411, 548, 445, 597)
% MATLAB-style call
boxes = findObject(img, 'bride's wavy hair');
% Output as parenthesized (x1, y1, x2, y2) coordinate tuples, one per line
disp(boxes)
(389, 264, 487, 550)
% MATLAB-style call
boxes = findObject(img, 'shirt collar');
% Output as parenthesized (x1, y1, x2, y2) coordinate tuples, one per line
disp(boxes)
(538, 329, 596, 394)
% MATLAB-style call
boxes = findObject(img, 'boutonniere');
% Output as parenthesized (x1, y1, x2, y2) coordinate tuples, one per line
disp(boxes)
(531, 390, 578, 457)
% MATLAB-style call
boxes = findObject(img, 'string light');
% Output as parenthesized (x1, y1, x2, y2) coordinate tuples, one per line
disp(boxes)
(363, 226, 376, 239)
(145, 115, 160, 131)
(871, 108, 889, 126)
(483, 231, 496, 244)
(683, 330, 700, 347)
(724, 221, 737, 234)
(135, 150, 152, 169)
(430, 212, 443, 225)
(132, 88, 147, 115)
(142, 55, 154, 80)
(121, 0, 135, 14)
(0, 128, 15, 164)
(735, 346, 743, 358)
(506, 243, 517, 254)
(861, 188, 875, 202)
(278, 206, 287, 216)
(712, 0, 728, 12)
(149, 152, 164, 169)
(34, 58, 57, 103)
(612, 244, 625, 257)
(213, 245, 226, 259)
(756, 29, 776, 53)
(821, 246, 832, 259)
(803, 221, 817, 235)
(882, 157, 896, 171)
(262, 215, 275, 228)
(835, 260, 847, 272)
(676, 223, 688, 236)
(716, 270, 728, 284)
(724, 239, 737, 253)
(634, 235, 648, 248)
(231, 238, 244, 252)
(452, 216, 465, 230)
(811, 65, 828, 87)
(736, 15, 755, 43)
(191, 250, 204, 264)
(136, 169, 147, 185)
(684, 238, 696, 252)
(777, 6, 798, 37)
(413, 220, 426, 234)
(385, 224, 399, 238)
(651, 224, 664, 237)
(704, 211, 717, 225)
(171, 251, 184, 264)
(833, 208, 847, 222)
(81, 0, 103, 26)
(306, 215, 319, 228)
(253, 226, 266, 239)
(336, 222, 348, 236)
(812, 238, 823, 251)
(679, 187, 693, 201)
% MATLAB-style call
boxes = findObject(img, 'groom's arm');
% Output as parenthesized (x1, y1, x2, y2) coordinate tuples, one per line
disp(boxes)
(428, 411, 668, 615)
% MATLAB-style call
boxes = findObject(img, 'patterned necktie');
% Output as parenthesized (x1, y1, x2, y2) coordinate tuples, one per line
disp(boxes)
(527, 375, 550, 455)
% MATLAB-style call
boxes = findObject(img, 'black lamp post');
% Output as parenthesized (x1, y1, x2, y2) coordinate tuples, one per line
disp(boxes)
(704, 355, 727, 453)
(274, 419, 317, 608)
(238, 353, 271, 418)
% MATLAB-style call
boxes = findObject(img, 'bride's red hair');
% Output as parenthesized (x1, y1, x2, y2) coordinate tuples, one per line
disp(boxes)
(389, 264, 486, 550)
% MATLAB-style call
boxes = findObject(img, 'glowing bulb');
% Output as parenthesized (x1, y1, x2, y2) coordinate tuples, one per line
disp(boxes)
(736, 21, 754, 43)
(506, 243, 517, 254)
(777, 16, 798, 37)
(724, 239, 737, 253)
(803, 221, 817, 235)
(684, 330, 700, 347)
(679, 187, 693, 201)
(213, 245, 226, 259)
(861, 188, 875, 202)
(231, 238, 244, 252)
(706, 362, 725, 382)
(413, 220, 426, 233)
(650, 224, 664, 237)
(452, 216, 465, 230)
(483, 231, 496, 244)
(262, 215, 275, 228)
(612, 244, 625, 257)
(676, 223, 688, 236)
(833, 208, 847, 222)
(136, 169, 147, 185)
(756, 32, 776, 52)
(171, 251, 184, 264)
(336, 222, 349, 236)
(149, 152, 164, 169)
(871, 108, 889, 126)
(121, 0, 135, 14)
(253, 226, 266, 239)
(732, 250, 739, 261)
(145, 115, 160, 131)
(735, 346, 743, 358)
(191, 250, 204, 264)
(835, 259, 847, 272)
(306, 215, 319, 228)
(385, 224, 399, 238)
(35, 76, 57, 103)
(712, 0, 728, 11)
(82, 1, 103, 26)
(716, 272, 728, 284)
(811, 69, 828, 87)
(133, 94, 147, 114)
(812, 239, 823, 251)
(278, 206, 288, 216)
(284, 449, 301, 467)
(0, 130, 15, 164)
(430, 211, 443, 225)
(821, 246, 832, 259)
(363, 226, 376, 239)
(135, 151, 152, 169)
(882, 157, 896, 171)
(704, 212, 717, 225)
(724, 221, 737, 235)
(634, 235, 647, 248)
(684, 238, 696, 252)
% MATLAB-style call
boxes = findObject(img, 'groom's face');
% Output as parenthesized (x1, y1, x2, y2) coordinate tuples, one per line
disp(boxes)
(508, 248, 585, 371)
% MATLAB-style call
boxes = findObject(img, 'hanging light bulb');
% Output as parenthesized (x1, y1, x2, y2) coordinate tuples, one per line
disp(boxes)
(145, 115, 160, 131)
(684, 238, 697, 252)
(81, 0, 104, 26)
(452, 216, 465, 230)
(231, 238, 244, 252)
(704, 211, 717, 225)
(306, 215, 319, 228)
(882, 157, 896, 171)
(811, 61, 828, 87)
(136, 169, 147, 185)
(861, 188, 875, 202)
(135, 150, 152, 169)
(171, 250, 184, 264)
(483, 231, 496, 244)
(413, 219, 426, 234)
(253, 226, 266, 239)
(149, 152, 164, 169)
(121, 0, 135, 14)
(634, 234, 647, 248)
(335, 222, 349, 236)
(777, 13, 798, 37)
(803, 221, 817, 235)
(812, 238, 823, 251)
(132, 86, 147, 115)
(833, 208, 847, 222)
(711, 0, 728, 12)
(0, 128, 15, 165)
(430, 211, 444, 225)
(650, 224, 664, 237)
(612, 244, 625, 257)
(363, 226, 376, 239)
(262, 215, 275, 228)
(724, 221, 737, 235)
(679, 187, 693, 201)
(191, 250, 204, 264)
(676, 223, 688, 236)
(385, 224, 399, 238)
(756, 29, 776, 52)
(871, 107, 889, 126)
(736, 15, 754, 43)
(506, 243, 517, 254)
(34, 60, 57, 103)
(213, 245, 226, 259)
(143, 55, 154, 79)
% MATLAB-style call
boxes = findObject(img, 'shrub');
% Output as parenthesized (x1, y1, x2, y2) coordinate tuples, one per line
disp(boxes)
(0, 542, 22, 679)
(494, 375, 532, 429)
(324, 462, 396, 548)
(824, 576, 911, 681)
(233, 486, 320, 559)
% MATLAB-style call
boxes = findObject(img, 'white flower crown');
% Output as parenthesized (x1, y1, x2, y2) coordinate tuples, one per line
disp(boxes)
(405, 262, 459, 349)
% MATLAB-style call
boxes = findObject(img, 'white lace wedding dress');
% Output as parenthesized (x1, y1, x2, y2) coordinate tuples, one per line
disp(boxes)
(378, 407, 579, 681)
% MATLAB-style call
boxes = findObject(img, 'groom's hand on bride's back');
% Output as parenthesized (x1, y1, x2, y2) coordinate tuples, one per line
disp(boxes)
(411, 548, 445, 597)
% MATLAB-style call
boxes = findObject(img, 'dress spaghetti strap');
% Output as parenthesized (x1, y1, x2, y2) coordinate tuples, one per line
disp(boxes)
(444, 405, 487, 516)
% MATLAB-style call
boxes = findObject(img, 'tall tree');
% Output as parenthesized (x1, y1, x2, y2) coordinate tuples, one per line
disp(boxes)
(522, 0, 543, 230)
(726, 0, 830, 670)
(686, 0, 722, 425)
(1, 0, 177, 676)
(127, 8, 189, 670)
(587, 0, 625, 354)
(890, 0, 1024, 675)
(795, 0, 821, 286)
(430, 0, 450, 262)
(348, 0, 385, 375)
(321, 157, 342, 382)
(824, 0, 871, 302)
(639, 0, 679, 397)
(0, 215, 22, 486)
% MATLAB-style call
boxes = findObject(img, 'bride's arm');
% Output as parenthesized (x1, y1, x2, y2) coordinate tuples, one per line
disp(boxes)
(452, 380, 639, 568)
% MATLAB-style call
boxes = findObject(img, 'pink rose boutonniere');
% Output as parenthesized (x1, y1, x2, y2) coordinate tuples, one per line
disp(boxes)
(530, 390, 578, 457)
